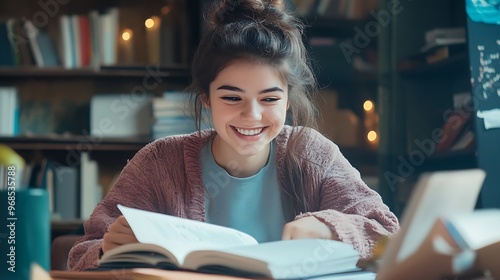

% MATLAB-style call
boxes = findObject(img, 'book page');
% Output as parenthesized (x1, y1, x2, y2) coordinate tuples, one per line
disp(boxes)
(184, 239, 360, 279)
(117, 205, 258, 264)
(444, 209, 500, 250)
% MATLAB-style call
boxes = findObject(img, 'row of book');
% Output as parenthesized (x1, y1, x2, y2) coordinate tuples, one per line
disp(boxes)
(0, 2, 191, 68)
(90, 91, 204, 139)
(0, 86, 82, 136)
(0, 152, 102, 221)
(396, 28, 467, 71)
(294, 0, 379, 20)
(90, 91, 202, 139)
(1, 87, 203, 139)
(0, 9, 117, 68)
(59, 10, 119, 68)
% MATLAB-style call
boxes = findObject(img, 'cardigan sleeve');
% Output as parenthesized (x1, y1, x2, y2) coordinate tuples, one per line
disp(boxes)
(294, 131, 399, 259)
(67, 141, 173, 271)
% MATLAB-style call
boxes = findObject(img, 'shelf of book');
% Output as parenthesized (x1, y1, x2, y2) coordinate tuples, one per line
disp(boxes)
(0, 136, 151, 151)
(425, 148, 477, 168)
(0, 66, 190, 80)
(397, 52, 469, 79)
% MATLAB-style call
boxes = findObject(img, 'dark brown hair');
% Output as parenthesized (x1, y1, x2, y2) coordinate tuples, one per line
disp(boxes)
(187, 0, 319, 219)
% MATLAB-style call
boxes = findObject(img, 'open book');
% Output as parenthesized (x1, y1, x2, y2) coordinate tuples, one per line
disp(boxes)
(97, 205, 361, 279)
(377, 208, 500, 280)
(376, 169, 487, 280)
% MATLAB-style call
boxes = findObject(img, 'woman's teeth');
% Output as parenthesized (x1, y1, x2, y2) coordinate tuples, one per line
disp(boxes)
(235, 127, 263, 136)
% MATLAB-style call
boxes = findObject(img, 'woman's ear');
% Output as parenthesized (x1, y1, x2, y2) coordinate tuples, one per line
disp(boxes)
(201, 93, 210, 109)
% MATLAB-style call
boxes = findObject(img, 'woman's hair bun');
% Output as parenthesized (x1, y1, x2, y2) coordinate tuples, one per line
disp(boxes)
(208, 0, 286, 29)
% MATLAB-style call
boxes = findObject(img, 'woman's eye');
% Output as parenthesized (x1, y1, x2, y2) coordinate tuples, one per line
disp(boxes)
(221, 96, 241, 101)
(262, 97, 279, 102)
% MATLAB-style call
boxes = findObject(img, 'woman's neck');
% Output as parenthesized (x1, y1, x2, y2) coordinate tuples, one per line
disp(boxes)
(211, 136, 271, 178)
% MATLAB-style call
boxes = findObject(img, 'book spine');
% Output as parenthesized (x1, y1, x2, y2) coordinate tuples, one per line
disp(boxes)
(59, 15, 74, 69)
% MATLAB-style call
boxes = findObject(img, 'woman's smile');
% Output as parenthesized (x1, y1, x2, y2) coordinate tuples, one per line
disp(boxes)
(233, 126, 264, 136)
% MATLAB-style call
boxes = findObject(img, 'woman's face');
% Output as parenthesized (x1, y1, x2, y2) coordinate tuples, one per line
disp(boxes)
(206, 60, 289, 159)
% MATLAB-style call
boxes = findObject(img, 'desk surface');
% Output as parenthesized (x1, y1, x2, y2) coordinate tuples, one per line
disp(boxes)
(49, 269, 380, 280)
(50, 268, 254, 280)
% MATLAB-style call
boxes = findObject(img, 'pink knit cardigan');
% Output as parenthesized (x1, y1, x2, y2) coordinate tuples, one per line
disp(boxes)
(68, 126, 399, 271)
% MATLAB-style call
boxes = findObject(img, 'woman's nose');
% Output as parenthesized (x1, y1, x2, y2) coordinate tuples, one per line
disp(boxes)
(241, 100, 262, 121)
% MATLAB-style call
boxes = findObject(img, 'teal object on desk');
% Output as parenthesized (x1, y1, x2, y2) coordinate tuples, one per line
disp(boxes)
(0, 188, 50, 280)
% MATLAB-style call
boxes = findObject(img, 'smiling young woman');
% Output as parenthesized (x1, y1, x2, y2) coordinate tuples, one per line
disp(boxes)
(68, 0, 399, 271)
(206, 61, 289, 177)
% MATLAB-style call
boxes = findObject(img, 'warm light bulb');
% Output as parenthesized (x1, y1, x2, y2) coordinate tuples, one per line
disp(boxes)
(122, 29, 132, 41)
(367, 130, 377, 142)
(363, 100, 374, 111)
(145, 18, 155, 29)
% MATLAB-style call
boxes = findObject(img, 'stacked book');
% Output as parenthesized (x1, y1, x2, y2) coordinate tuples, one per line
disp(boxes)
(421, 27, 467, 64)
(421, 27, 466, 53)
(151, 91, 197, 139)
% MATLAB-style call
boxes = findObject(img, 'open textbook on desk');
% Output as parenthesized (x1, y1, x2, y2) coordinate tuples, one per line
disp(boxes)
(97, 204, 363, 279)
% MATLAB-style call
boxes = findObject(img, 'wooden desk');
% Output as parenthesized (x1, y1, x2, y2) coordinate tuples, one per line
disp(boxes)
(50, 268, 254, 280)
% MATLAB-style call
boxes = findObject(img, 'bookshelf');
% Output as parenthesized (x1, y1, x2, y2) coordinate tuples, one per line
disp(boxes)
(378, 0, 470, 215)
(301, 1, 380, 169)
(0, 0, 202, 231)
(377, 0, 500, 216)
(0, 66, 190, 79)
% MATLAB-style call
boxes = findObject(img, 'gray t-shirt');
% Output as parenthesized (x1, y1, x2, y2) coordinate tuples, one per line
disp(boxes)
(201, 139, 286, 243)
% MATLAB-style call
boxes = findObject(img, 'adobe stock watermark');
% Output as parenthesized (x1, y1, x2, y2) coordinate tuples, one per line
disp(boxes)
(340, 0, 407, 64)
(4, 166, 17, 274)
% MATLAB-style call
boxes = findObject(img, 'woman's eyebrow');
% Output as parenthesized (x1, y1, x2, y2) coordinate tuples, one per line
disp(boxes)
(217, 85, 243, 92)
(216, 85, 284, 93)
(259, 87, 284, 94)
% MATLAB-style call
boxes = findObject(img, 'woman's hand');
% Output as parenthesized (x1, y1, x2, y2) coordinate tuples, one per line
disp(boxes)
(282, 216, 339, 240)
(102, 215, 139, 253)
